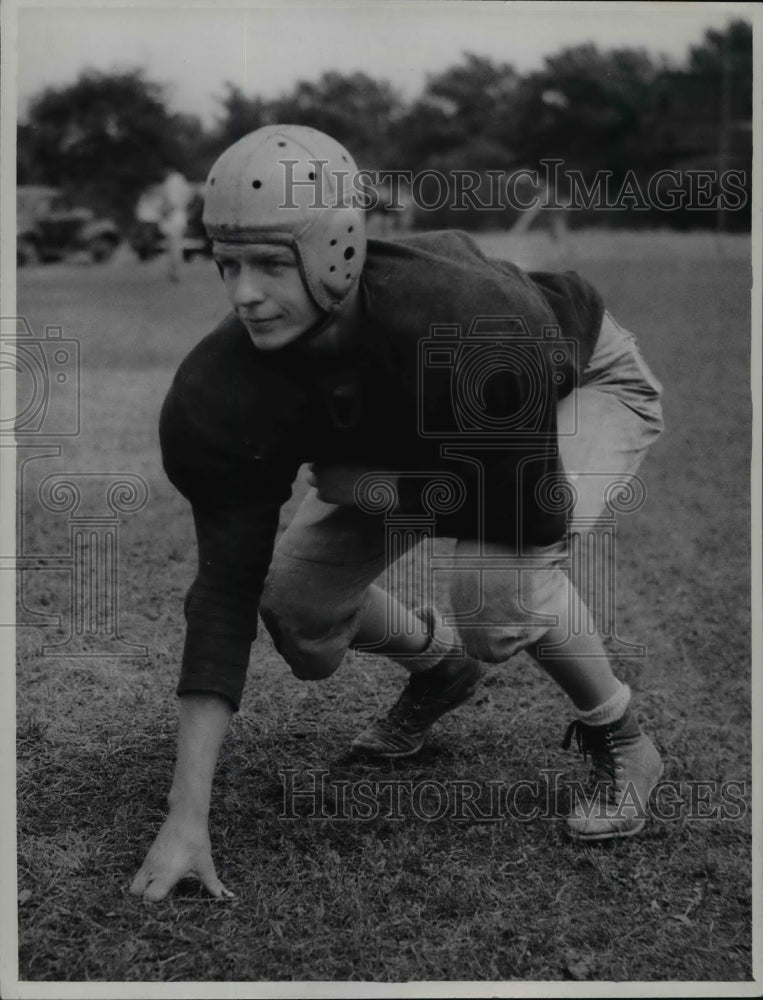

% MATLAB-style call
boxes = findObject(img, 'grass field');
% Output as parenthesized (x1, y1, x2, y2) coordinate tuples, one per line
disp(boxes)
(14, 230, 754, 984)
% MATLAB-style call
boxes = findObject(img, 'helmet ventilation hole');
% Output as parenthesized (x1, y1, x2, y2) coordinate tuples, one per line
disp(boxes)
(344, 247, 355, 260)
(252, 179, 262, 189)
(330, 239, 337, 246)
(210, 177, 216, 185)
(329, 265, 336, 272)
(309, 171, 315, 181)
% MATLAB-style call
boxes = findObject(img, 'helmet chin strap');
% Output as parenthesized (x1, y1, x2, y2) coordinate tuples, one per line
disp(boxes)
(293, 304, 339, 344)
(292, 281, 362, 350)
(229, 277, 361, 355)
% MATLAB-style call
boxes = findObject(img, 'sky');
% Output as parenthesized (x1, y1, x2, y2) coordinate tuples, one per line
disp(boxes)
(10, 1, 756, 126)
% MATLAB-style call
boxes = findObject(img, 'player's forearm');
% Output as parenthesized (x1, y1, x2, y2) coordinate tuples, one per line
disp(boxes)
(166, 692, 233, 820)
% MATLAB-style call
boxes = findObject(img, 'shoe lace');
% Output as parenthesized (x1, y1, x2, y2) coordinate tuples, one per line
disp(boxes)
(384, 676, 428, 730)
(379, 662, 482, 735)
(384, 671, 462, 730)
(562, 720, 619, 798)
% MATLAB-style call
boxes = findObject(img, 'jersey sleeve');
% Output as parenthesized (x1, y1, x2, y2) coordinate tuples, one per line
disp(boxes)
(177, 499, 286, 710)
(159, 332, 302, 710)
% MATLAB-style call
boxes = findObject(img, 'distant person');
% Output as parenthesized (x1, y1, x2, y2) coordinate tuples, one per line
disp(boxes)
(135, 185, 164, 227)
(159, 170, 192, 282)
(509, 172, 571, 247)
(130, 125, 665, 902)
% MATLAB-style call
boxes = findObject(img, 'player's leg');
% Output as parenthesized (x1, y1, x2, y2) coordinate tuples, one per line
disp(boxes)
(260, 484, 483, 756)
(162, 211, 185, 282)
(167, 229, 183, 282)
(259, 484, 463, 674)
(525, 570, 663, 841)
(351, 583, 430, 658)
(531, 310, 663, 701)
(350, 592, 483, 757)
(259, 490, 409, 679)
(454, 311, 664, 838)
(542, 315, 664, 838)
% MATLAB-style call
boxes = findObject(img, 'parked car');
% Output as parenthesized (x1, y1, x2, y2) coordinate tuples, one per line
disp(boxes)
(17, 186, 122, 265)
(128, 185, 211, 262)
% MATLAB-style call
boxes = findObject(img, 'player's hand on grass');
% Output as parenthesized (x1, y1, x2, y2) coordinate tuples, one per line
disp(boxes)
(131, 693, 234, 902)
(129, 812, 233, 902)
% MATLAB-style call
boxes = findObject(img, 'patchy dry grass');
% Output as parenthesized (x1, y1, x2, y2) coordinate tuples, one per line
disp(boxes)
(15, 232, 753, 983)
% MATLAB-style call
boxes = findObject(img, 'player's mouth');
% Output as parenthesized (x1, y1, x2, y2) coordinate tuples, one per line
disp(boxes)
(241, 313, 283, 327)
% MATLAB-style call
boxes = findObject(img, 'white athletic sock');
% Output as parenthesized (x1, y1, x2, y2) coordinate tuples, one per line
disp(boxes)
(574, 682, 631, 727)
(390, 606, 457, 673)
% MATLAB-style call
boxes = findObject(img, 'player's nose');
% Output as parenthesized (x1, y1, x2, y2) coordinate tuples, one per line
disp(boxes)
(232, 266, 267, 306)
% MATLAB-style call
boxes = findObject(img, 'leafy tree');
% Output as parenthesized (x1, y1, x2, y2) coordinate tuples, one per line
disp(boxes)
(386, 53, 521, 230)
(513, 45, 660, 178)
(18, 24, 751, 236)
(18, 69, 196, 225)
(687, 18, 753, 99)
(394, 53, 520, 170)
(172, 112, 216, 183)
(207, 72, 404, 170)
(647, 19, 753, 166)
(269, 72, 405, 169)
(641, 20, 752, 230)
(209, 83, 275, 153)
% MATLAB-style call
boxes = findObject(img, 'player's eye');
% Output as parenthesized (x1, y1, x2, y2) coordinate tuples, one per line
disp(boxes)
(260, 256, 294, 272)
(216, 257, 240, 277)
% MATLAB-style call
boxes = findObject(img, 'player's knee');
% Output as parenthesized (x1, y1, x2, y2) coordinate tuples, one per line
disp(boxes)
(451, 564, 563, 664)
(458, 623, 550, 663)
(279, 637, 345, 681)
(259, 595, 358, 681)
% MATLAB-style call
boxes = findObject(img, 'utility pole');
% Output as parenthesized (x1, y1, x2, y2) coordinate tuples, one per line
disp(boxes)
(717, 32, 731, 234)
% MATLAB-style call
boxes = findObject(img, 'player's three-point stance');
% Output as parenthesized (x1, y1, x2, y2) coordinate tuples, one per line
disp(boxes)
(130, 126, 665, 902)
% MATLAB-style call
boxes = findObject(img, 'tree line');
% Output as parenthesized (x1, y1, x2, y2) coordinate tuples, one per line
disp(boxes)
(18, 19, 752, 231)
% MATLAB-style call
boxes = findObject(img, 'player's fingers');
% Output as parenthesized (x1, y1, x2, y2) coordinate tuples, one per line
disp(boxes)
(129, 868, 151, 897)
(196, 857, 234, 899)
(142, 874, 177, 903)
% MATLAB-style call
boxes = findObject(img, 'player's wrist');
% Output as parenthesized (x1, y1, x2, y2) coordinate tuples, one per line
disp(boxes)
(166, 782, 212, 822)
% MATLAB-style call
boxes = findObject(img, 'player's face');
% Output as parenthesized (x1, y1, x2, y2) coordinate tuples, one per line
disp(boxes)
(215, 245, 323, 351)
